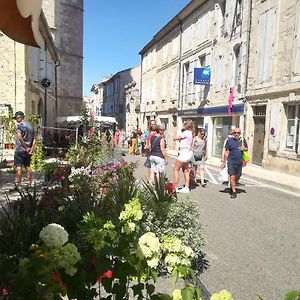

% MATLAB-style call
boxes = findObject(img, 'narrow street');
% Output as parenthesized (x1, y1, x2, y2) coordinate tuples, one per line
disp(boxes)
(125, 153, 300, 300)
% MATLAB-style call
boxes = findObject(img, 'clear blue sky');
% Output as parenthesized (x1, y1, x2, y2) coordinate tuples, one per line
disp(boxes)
(83, 0, 190, 96)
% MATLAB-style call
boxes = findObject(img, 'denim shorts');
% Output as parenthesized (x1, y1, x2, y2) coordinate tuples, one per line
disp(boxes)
(14, 151, 31, 168)
(227, 162, 242, 177)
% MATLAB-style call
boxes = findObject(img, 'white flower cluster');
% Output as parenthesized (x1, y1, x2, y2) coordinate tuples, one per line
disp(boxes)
(119, 198, 143, 234)
(138, 232, 161, 269)
(39, 223, 69, 247)
(162, 236, 195, 273)
(69, 166, 91, 182)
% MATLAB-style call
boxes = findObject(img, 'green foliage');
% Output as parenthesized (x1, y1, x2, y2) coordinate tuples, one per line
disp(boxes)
(30, 138, 45, 172)
(140, 181, 205, 274)
(1, 112, 15, 143)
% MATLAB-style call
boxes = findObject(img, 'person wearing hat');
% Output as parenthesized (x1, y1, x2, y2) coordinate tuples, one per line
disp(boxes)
(13, 111, 35, 189)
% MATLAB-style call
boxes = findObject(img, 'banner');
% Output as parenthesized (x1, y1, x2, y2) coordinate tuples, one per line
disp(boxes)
(194, 67, 211, 85)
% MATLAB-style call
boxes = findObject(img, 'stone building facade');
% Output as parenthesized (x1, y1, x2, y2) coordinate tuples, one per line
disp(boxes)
(43, 0, 84, 117)
(140, 0, 251, 156)
(102, 66, 141, 130)
(0, 12, 59, 126)
(245, 0, 300, 175)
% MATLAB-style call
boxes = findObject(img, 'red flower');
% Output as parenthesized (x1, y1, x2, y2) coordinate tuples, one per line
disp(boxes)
(90, 258, 96, 265)
(97, 269, 113, 284)
(51, 273, 66, 291)
(166, 183, 176, 195)
(2, 288, 9, 296)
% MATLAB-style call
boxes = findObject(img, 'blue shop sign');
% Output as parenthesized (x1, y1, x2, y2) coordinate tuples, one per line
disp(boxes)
(194, 67, 211, 85)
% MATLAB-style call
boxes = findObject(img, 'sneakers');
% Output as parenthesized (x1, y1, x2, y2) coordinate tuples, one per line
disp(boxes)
(178, 187, 190, 194)
(231, 192, 237, 199)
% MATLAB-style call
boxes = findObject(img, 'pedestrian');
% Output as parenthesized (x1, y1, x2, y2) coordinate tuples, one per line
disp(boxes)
(113, 129, 120, 147)
(119, 128, 126, 148)
(129, 128, 138, 154)
(192, 128, 207, 187)
(173, 119, 195, 193)
(221, 128, 248, 198)
(144, 120, 157, 182)
(13, 111, 36, 190)
(149, 126, 168, 183)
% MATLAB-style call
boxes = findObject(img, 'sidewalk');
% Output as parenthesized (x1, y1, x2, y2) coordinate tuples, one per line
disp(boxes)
(167, 149, 300, 195)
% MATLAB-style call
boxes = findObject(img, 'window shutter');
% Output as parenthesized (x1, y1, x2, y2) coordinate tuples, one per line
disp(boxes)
(31, 47, 39, 82)
(257, 13, 267, 82)
(263, 8, 276, 81)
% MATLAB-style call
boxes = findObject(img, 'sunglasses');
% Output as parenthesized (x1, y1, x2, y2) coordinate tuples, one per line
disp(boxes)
(234, 132, 241, 134)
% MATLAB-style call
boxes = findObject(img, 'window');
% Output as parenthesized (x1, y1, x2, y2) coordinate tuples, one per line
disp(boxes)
(286, 104, 300, 153)
(171, 67, 179, 99)
(163, 43, 168, 63)
(161, 73, 167, 100)
(172, 36, 178, 56)
(234, 45, 242, 85)
(183, 62, 193, 102)
(182, 26, 192, 51)
(257, 8, 276, 82)
(197, 13, 208, 44)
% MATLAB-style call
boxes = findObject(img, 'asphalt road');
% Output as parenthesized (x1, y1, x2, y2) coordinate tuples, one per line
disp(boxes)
(125, 153, 300, 300)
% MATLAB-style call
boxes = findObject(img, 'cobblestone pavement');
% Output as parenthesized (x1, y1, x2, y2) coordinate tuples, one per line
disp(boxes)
(125, 152, 300, 300)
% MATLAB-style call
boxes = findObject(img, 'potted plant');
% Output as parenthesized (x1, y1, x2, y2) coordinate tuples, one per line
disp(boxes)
(1, 113, 16, 149)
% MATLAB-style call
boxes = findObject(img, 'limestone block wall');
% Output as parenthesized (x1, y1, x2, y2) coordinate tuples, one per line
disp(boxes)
(0, 35, 26, 113)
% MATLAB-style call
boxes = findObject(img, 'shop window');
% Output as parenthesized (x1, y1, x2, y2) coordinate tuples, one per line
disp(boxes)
(285, 104, 300, 153)
(212, 117, 233, 157)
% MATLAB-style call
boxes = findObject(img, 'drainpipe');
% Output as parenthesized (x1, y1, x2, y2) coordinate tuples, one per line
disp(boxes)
(243, 0, 253, 134)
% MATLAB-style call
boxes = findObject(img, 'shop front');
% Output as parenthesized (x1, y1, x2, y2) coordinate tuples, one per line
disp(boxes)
(178, 104, 244, 157)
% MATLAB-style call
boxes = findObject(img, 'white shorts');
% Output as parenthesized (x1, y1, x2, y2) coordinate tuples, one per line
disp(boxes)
(177, 150, 193, 163)
(149, 155, 166, 173)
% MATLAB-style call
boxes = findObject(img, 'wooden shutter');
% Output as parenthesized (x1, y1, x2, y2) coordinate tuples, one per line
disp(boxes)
(31, 47, 39, 82)
(257, 12, 267, 82)
(263, 8, 276, 81)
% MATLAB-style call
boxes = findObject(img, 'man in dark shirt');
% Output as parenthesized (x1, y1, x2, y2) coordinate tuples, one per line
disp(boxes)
(222, 128, 248, 198)
(14, 111, 35, 189)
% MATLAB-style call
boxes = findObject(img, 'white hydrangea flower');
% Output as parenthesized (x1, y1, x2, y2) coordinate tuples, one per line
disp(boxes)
(138, 232, 161, 269)
(39, 223, 69, 247)
(172, 289, 183, 300)
(147, 256, 159, 269)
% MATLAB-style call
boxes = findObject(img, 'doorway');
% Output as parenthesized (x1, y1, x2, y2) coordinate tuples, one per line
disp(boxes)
(252, 106, 266, 165)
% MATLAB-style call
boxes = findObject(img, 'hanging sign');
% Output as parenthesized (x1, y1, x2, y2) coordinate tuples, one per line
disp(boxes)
(194, 67, 211, 85)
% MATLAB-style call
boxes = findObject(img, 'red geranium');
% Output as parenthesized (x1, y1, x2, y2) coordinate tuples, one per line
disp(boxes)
(166, 183, 176, 196)
(97, 269, 113, 284)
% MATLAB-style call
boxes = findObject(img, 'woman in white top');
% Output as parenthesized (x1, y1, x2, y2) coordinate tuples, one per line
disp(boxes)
(173, 119, 195, 193)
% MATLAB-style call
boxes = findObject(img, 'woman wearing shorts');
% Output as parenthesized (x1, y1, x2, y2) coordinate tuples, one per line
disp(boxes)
(192, 128, 207, 187)
(149, 126, 168, 183)
(173, 120, 195, 193)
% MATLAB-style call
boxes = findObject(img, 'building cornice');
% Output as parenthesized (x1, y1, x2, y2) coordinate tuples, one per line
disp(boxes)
(139, 0, 208, 55)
